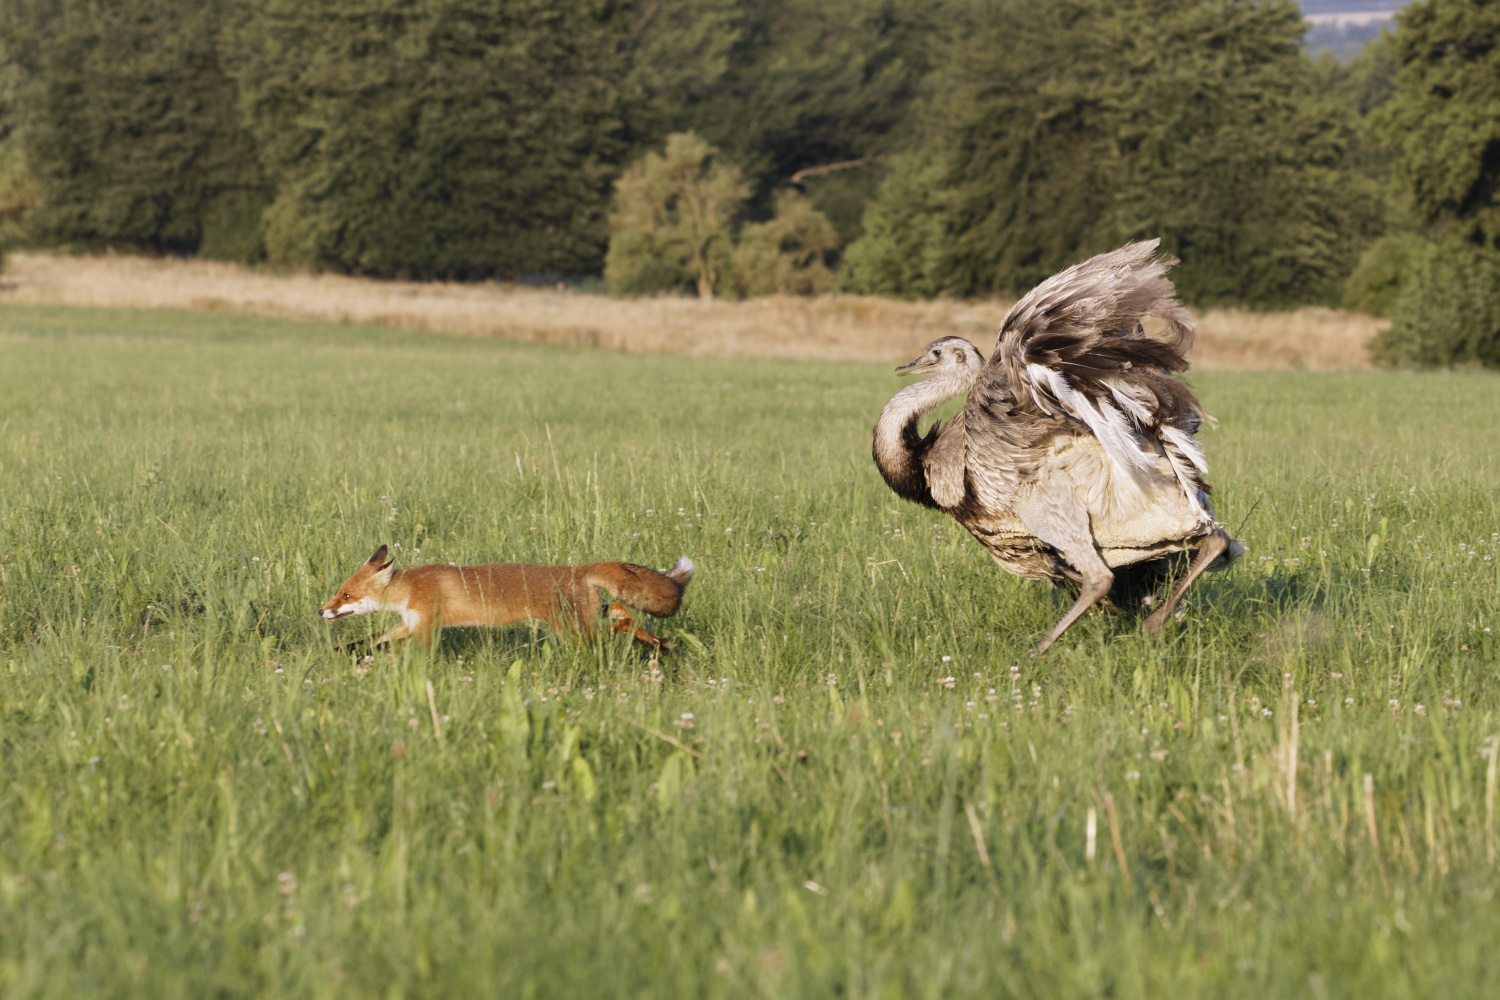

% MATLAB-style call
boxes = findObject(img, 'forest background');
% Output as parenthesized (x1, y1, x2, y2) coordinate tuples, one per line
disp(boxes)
(0, 0, 1496, 366)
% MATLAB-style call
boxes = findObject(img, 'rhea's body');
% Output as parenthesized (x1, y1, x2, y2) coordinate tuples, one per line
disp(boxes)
(872, 241, 1244, 652)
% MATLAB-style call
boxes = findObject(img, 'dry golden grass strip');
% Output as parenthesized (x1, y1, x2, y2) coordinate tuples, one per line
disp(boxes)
(0, 252, 1381, 369)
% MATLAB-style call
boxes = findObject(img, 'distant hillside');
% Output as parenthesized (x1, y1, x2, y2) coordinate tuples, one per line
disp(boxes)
(1302, 0, 1402, 60)
(1300, 0, 1400, 13)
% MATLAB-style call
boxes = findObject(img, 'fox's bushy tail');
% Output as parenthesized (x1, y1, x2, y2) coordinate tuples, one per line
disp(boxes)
(584, 557, 694, 617)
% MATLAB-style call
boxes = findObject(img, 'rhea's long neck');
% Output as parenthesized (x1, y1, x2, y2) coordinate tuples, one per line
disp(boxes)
(872, 370, 976, 503)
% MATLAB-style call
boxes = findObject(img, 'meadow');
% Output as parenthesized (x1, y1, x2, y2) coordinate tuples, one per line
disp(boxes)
(0, 304, 1497, 998)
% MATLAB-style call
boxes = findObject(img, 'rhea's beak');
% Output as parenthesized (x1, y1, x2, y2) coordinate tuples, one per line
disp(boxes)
(895, 357, 933, 377)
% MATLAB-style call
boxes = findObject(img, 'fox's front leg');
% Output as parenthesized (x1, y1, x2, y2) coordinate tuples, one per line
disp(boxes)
(608, 603, 672, 652)
(368, 597, 438, 648)
(372, 622, 412, 647)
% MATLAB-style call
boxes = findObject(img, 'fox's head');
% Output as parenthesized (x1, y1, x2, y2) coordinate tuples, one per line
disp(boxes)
(319, 545, 396, 621)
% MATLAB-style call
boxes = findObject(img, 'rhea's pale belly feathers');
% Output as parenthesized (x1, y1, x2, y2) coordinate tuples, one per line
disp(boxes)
(962, 435, 1210, 570)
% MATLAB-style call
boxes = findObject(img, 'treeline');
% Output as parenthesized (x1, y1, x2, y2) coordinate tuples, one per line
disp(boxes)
(0, 0, 1496, 364)
(0, 0, 932, 279)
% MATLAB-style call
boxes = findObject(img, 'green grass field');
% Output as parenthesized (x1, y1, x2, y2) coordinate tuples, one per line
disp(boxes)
(1, 304, 1498, 997)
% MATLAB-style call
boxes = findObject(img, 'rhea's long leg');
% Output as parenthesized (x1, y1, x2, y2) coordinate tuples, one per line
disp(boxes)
(1035, 564, 1113, 656)
(1018, 486, 1115, 656)
(1140, 529, 1230, 637)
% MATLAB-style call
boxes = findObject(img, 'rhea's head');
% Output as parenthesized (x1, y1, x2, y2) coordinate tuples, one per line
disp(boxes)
(896, 337, 985, 381)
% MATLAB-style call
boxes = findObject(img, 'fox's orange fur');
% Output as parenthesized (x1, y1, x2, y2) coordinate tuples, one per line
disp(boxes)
(319, 545, 694, 650)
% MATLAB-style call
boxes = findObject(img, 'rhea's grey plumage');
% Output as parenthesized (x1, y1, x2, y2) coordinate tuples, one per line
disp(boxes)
(872, 240, 1246, 653)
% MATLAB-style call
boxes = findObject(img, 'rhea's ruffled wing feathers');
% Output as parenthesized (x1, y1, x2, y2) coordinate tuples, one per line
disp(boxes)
(970, 240, 1216, 526)
(991, 240, 1195, 386)
(982, 239, 1204, 458)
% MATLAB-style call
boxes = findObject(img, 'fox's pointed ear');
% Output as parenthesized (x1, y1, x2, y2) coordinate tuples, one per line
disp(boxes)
(367, 545, 389, 566)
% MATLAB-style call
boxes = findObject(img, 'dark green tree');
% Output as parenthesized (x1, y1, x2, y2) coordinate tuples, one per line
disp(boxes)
(845, 0, 1384, 306)
(1370, 239, 1500, 367)
(659, 0, 941, 238)
(227, 0, 635, 278)
(0, 17, 38, 251)
(1364, 0, 1500, 366)
(1107, 0, 1384, 305)
(1370, 0, 1500, 249)
(838, 152, 950, 296)
(10, 0, 269, 260)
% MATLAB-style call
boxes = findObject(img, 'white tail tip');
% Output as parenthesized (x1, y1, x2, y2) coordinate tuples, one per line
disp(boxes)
(667, 556, 694, 583)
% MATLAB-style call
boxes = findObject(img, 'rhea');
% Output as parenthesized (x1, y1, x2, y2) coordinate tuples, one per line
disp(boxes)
(872, 240, 1244, 653)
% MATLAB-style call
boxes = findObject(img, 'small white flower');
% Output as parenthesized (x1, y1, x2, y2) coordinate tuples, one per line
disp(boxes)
(941, 655, 951, 663)
(1126, 771, 1141, 781)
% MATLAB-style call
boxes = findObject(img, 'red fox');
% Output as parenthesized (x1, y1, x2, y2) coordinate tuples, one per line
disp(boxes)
(319, 545, 694, 650)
